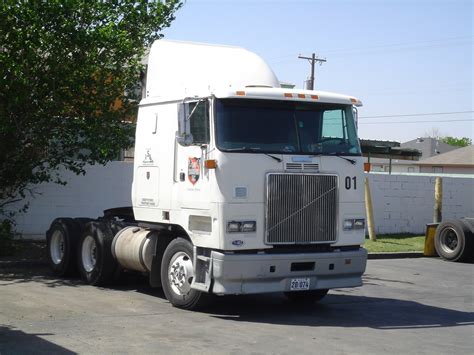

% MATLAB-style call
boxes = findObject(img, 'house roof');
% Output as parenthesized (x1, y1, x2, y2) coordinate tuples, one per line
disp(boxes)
(416, 145, 474, 166)
(401, 137, 458, 159)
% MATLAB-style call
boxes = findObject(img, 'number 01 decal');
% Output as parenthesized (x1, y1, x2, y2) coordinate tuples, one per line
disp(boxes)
(345, 176, 357, 190)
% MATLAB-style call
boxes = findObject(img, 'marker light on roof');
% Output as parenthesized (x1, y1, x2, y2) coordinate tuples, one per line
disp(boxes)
(236, 91, 246, 96)
(297, 94, 305, 98)
(284, 93, 293, 98)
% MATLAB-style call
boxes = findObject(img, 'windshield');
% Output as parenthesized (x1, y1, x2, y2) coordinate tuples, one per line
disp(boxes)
(215, 99, 361, 155)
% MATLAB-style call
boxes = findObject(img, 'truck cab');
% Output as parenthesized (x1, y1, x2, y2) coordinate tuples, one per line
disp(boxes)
(132, 40, 367, 305)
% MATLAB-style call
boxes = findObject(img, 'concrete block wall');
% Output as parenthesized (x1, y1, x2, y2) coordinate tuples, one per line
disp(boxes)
(11, 162, 133, 238)
(367, 173, 474, 235)
(8, 165, 474, 239)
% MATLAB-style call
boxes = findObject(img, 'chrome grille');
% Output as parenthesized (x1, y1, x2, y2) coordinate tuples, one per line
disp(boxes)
(265, 173, 338, 244)
(285, 163, 319, 171)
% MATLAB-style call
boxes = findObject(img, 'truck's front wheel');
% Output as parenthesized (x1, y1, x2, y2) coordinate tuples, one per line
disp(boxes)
(161, 238, 209, 310)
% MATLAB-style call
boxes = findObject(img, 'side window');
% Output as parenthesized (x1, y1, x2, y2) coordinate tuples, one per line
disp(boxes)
(322, 109, 345, 139)
(189, 101, 210, 144)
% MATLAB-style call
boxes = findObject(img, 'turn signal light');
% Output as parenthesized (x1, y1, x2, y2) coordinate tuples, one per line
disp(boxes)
(205, 159, 217, 169)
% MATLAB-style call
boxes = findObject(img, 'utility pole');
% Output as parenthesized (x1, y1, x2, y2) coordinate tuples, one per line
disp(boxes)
(298, 53, 326, 90)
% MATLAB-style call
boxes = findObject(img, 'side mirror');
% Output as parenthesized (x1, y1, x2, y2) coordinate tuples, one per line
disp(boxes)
(352, 106, 359, 129)
(176, 103, 193, 146)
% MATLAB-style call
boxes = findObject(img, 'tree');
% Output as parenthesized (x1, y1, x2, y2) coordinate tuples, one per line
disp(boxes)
(0, 0, 182, 215)
(440, 136, 472, 147)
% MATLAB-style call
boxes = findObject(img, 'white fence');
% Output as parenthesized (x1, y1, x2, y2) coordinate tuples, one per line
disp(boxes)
(367, 173, 474, 234)
(11, 162, 133, 239)
(8, 165, 474, 239)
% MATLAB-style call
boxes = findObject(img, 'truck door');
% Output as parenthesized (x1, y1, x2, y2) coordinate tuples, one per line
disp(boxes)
(174, 100, 211, 210)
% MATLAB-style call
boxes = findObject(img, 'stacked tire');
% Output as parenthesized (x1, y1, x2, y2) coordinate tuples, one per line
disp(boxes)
(434, 218, 474, 262)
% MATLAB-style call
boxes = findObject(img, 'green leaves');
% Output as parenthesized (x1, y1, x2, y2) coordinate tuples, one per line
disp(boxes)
(440, 136, 472, 148)
(0, 0, 182, 208)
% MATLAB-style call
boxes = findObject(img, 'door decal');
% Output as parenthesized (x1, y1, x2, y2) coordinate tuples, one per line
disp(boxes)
(188, 157, 201, 185)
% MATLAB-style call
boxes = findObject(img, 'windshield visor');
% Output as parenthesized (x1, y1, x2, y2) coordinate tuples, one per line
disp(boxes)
(215, 99, 361, 155)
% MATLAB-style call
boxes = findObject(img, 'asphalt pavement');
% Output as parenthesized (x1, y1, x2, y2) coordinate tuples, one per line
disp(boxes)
(0, 258, 473, 354)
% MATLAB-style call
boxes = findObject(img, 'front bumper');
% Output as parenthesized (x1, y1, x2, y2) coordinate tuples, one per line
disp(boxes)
(199, 248, 367, 295)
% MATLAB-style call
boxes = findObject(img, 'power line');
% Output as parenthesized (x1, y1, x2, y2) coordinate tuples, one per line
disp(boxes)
(359, 110, 473, 119)
(359, 119, 474, 125)
(268, 36, 473, 63)
(324, 35, 473, 54)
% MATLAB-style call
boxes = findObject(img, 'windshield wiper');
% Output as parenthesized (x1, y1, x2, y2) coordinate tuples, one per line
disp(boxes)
(327, 152, 356, 165)
(225, 147, 282, 163)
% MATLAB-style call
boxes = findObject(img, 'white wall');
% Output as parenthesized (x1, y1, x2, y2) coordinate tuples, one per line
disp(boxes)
(11, 162, 133, 238)
(9, 164, 474, 239)
(367, 173, 474, 235)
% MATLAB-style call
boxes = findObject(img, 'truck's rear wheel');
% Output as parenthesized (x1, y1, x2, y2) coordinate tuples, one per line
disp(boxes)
(161, 238, 209, 310)
(78, 221, 118, 286)
(284, 289, 329, 303)
(46, 218, 81, 276)
(435, 219, 473, 262)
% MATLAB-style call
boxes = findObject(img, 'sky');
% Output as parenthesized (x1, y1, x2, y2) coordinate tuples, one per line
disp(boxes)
(162, 0, 473, 143)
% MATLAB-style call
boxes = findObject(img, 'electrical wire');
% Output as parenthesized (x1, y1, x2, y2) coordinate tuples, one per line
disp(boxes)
(359, 119, 474, 125)
(359, 111, 473, 119)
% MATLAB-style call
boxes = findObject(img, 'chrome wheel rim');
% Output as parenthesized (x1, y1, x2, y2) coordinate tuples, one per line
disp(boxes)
(81, 235, 97, 272)
(440, 227, 459, 254)
(50, 230, 65, 265)
(168, 251, 194, 296)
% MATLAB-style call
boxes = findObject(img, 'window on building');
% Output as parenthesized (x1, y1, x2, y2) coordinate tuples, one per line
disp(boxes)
(407, 167, 415, 173)
(433, 166, 443, 173)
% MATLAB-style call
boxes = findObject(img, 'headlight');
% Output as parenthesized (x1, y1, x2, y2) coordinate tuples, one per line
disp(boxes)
(241, 221, 256, 232)
(226, 221, 241, 233)
(343, 218, 365, 231)
(226, 221, 256, 233)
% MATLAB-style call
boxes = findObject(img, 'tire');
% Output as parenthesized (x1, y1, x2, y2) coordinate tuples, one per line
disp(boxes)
(74, 218, 94, 233)
(77, 221, 119, 286)
(284, 289, 329, 303)
(435, 219, 474, 262)
(46, 218, 81, 276)
(161, 238, 209, 310)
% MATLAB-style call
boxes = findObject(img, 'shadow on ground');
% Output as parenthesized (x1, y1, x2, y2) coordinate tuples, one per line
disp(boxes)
(0, 325, 75, 355)
(205, 292, 474, 330)
(1, 267, 473, 332)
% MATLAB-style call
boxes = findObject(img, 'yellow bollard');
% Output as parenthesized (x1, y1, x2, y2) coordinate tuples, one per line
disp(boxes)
(433, 177, 443, 223)
(365, 176, 376, 242)
(424, 223, 439, 256)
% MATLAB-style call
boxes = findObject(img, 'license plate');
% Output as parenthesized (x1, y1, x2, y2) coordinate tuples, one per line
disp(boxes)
(290, 278, 310, 291)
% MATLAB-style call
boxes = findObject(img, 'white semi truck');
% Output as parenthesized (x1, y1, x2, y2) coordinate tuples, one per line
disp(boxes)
(47, 40, 368, 309)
